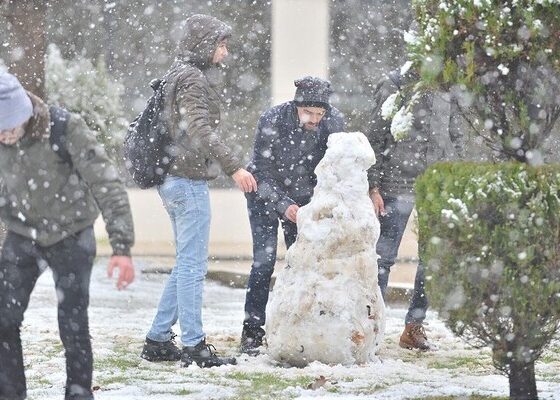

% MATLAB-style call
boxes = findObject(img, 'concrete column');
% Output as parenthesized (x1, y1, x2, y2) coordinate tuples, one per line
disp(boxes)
(272, 0, 330, 105)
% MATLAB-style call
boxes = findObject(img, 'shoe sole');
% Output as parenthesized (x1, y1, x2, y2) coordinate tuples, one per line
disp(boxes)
(141, 352, 181, 362)
(182, 361, 237, 368)
(399, 341, 430, 351)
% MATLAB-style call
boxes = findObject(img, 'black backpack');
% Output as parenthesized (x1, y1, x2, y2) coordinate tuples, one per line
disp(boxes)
(123, 78, 174, 189)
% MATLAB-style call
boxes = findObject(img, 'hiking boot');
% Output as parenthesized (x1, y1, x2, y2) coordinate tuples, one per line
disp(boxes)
(182, 339, 237, 368)
(240, 326, 265, 356)
(141, 335, 182, 361)
(399, 322, 432, 351)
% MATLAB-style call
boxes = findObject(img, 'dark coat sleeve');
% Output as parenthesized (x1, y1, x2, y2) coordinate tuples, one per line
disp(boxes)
(365, 79, 395, 189)
(250, 113, 296, 216)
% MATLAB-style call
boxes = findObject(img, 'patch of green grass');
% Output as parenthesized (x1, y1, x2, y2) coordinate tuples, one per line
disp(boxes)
(540, 354, 559, 363)
(354, 381, 390, 394)
(31, 377, 52, 387)
(541, 345, 560, 363)
(32, 340, 64, 359)
(95, 354, 141, 371)
(225, 372, 316, 400)
(96, 372, 129, 387)
(173, 388, 194, 395)
(428, 356, 488, 370)
(94, 347, 144, 386)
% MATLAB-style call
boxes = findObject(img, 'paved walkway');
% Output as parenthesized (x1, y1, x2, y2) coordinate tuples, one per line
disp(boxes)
(130, 255, 416, 305)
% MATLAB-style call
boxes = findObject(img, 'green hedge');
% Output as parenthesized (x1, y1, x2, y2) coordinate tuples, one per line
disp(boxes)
(416, 162, 560, 371)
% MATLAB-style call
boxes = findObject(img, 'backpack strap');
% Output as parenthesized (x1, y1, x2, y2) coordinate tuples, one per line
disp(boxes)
(49, 106, 72, 165)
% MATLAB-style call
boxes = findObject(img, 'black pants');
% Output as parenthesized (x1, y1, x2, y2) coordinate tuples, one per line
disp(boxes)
(243, 195, 299, 330)
(0, 227, 96, 400)
(377, 195, 428, 324)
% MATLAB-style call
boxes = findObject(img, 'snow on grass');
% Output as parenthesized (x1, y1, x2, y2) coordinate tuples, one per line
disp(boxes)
(20, 258, 560, 399)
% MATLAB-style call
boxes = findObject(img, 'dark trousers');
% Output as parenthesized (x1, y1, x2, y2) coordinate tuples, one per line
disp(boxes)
(243, 196, 298, 330)
(0, 228, 96, 400)
(376, 195, 428, 324)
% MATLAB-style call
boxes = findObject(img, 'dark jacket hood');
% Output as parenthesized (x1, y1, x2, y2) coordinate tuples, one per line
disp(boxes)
(177, 14, 232, 70)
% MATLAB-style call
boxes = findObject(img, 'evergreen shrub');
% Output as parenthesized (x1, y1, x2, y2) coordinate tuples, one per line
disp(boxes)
(416, 161, 560, 396)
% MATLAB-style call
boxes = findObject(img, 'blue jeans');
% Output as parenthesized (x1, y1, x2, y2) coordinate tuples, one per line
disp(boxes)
(377, 195, 428, 324)
(243, 194, 298, 330)
(147, 176, 211, 346)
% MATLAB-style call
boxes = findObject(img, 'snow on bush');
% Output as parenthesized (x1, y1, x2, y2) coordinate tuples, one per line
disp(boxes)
(416, 161, 560, 399)
(392, 0, 560, 161)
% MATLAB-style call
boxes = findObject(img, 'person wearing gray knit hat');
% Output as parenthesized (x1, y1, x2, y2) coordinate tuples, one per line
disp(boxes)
(0, 71, 136, 399)
(0, 72, 33, 131)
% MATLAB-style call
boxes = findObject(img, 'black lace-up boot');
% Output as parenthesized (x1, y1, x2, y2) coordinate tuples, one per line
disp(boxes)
(141, 334, 182, 361)
(181, 339, 236, 368)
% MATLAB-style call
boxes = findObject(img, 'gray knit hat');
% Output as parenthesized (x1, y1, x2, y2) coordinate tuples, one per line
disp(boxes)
(0, 72, 33, 130)
(293, 76, 333, 109)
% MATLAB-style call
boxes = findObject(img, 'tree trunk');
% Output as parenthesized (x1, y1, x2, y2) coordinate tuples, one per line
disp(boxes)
(509, 360, 538, 400)
(101, 0, 116, 73)
(3, 0, 47, 98)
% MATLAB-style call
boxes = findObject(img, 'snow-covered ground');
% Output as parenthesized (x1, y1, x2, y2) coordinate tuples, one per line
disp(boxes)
(21, 258, 560, 400)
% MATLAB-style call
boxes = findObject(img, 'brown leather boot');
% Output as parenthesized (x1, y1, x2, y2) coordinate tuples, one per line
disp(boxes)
(399, 322, 432, 351)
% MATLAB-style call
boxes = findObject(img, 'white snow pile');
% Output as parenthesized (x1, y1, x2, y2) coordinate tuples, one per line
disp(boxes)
(266, 131, 385, 367)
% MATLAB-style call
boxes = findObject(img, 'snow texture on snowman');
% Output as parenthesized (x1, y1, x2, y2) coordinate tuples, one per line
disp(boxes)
(266, 131, 385, 367)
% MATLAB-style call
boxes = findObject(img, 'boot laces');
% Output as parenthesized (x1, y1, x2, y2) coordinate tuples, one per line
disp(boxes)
(170, 333, 178, 344)
(200, 342, 219, 358)
(410, 323, 427, 340)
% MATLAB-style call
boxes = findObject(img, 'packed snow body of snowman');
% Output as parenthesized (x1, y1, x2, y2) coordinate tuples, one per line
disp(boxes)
(266, 131, 385, 367)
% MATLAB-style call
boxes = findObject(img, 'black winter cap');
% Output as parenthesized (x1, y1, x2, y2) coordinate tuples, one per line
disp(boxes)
(293, 76, 333, 109)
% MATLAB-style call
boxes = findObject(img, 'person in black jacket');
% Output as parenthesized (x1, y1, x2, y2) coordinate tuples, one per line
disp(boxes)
(366, 69, 461, 351)
(240, 76, 345, 355)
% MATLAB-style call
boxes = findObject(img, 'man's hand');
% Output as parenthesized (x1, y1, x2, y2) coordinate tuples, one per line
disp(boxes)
(284, 204, 300, 223)
(232, 168, 257, 193)
(369, 188, 385, 216)
(107, 255, 135, 290)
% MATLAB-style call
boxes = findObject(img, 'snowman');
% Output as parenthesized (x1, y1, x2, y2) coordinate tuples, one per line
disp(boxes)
(266, 131, 385, 367)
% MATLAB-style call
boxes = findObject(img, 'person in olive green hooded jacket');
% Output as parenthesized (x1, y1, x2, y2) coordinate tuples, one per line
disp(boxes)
(0, 72, 135, 400)
(141, 14, 256, 368)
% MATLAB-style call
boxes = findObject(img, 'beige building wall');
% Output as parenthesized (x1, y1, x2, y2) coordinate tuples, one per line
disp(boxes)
(271, 0, 330, 105)
(94, 189, 417, 262)
(94, 188, 253, 257)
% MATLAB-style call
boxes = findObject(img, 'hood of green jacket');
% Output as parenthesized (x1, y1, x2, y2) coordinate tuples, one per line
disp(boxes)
(177, 14, 232, 70)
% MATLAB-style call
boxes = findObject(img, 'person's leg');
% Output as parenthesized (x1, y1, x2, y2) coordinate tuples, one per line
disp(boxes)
(44, 227, 96, 400)
(381, 197, 431, 350)
(399, 259, 431, 350)
(243, 196, 279, 332)
(154, 177, 211, 347)
(0, 233, 42, 400)
(145, 179, 181, 342)
(376, 195, 414, 298)
(405, 259, 428, 324)
(145, 265, 180, 341)
(172, 179, 211, 346)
